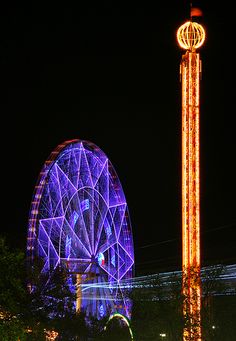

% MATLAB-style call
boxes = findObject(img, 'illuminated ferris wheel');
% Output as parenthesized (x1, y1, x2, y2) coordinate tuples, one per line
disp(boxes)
(27, 139, 134, 319)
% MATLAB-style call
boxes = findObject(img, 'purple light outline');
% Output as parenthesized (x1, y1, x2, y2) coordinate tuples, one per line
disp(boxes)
(82, 145, 94, 189)
(56, 145, 93, 255)
(41, 215, 91, 258)
(60, 216, 91, 257)
(38, 239, 48, 258)
(109, 202, 127, 208)
(55, 163, 67, 215)
(72, 146, 82, 189)
(84, 262, 92, 274)
(93, 206, 109, 255)
(93, 159, 108, 188)
(93, 202, 126, 255)
(100, 264, 117, 282)
(41, 215, 91, 259)
(80, 146, 93, 187)
(118, 241, 134, 264)
(63, 215, 91, 256)
(98, 240, 117, 255)
(27, 139, 135, 319)
(64, 192, 92, 255)
(117, 243, 133, 281)
(80, 184, 95, 255)
(39, 222, 59, 259)
(38, 223, 60, 273)
(117, 204, 127, 240)
(75, 193, 93, 255)
(56, 162, 78, 197)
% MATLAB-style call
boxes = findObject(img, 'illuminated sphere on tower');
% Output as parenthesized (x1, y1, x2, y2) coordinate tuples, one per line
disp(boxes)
(177, 21, 205, 50)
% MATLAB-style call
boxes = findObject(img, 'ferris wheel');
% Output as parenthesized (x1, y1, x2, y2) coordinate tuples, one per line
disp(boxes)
(27, 139, 134, 319)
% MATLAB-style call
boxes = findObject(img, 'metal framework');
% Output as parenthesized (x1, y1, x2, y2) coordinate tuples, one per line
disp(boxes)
(177, 21, 205, 340)
(27, 139, 134, 320)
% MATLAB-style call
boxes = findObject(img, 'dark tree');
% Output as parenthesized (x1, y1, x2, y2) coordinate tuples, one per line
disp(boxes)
(0, 237, 28, 340)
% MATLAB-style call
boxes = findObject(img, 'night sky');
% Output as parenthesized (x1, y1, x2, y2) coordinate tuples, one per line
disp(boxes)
(1, 1, 235, 275)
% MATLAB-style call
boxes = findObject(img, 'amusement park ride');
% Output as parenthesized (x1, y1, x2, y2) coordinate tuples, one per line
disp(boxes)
(177, 16, 205, 341)
(27, 139, 135, 319)
(26, 9, 206, 341)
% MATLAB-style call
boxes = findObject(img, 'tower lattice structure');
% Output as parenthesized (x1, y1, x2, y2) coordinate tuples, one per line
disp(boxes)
(177, 20, 205, 341)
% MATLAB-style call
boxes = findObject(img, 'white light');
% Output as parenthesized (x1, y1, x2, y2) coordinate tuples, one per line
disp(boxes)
(212, 325, 216, 329)
(160, 333, 166, 337)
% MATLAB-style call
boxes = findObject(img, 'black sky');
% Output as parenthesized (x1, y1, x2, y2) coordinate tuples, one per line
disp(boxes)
(1, 1, 235, 275)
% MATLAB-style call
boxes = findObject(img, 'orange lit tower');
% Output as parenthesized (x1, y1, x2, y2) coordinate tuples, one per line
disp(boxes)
(177, 21, 205, 340)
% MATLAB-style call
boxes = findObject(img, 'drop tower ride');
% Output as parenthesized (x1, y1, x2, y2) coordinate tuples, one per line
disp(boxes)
(177, 20, 205, 340)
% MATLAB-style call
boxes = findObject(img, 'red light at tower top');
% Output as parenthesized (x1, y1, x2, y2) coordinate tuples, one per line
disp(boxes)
(177, 21, 205, 341)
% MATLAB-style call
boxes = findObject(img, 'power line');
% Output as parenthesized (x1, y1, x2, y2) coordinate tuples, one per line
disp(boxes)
(204, 221, 236, 233)
(137, 221, 236, 249)
(138, 238, 177, 249)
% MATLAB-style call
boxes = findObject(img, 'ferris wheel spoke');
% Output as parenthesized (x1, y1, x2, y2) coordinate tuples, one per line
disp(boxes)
(38, 239, 48, 258)
(79, 147, 93, 188)
(100, 265, 117, 281)
(56, 147, 81, 189)
(41, 168, 63, 217)
(38, 224, 60, 268)
(55, 163, 77, 192)
(75, 193, 93, 254)
(91, 190, 95, 254)
(82, 188, 96, 254)
(83, 262, 92, 274)
(112, 203, 127, 239)
(118, 241, 134, 264)
(67, 147, 77, 187)
(74, 146, 82, 189)
(94, 161, 109, 205)
(93, 159, 108, 188)
(83, 147, 94, 188)
(117, 207, 127, 240)
(56, 164, 77, 211)
(62, 217, 91, 257)
(40, 184, 54, 218)
(39, 218, 62, 249)
(119, 261, 134, 281)
(97, 240, 117, 255)
(94, 207, 109, 254)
